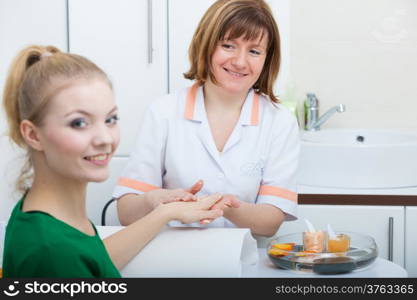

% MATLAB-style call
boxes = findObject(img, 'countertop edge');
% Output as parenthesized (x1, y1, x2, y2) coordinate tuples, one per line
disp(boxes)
(299, 194, 417, 206)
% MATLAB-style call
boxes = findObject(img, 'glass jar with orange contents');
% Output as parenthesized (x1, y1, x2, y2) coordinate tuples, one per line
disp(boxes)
(327, 233, 351, 253)
(303, 231, 327, 253)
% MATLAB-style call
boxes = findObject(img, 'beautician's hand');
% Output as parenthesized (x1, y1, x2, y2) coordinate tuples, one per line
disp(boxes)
(144, 180, 204, 208)
(210, 194, 241, 211)
(162, 193, 224, 224)
(200, 194, 241, 224)
(185, 180, 204, 195)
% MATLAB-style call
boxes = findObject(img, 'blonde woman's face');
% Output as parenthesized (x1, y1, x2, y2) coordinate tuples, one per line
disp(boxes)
(37, 78, 120, 183)
(210, 32, 268, 95)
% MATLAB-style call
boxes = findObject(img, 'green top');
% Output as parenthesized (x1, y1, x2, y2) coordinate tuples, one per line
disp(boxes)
(2, 197, 121, 278)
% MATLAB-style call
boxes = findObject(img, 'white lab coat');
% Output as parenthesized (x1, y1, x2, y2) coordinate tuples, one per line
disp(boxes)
(113, 84, 300, 227)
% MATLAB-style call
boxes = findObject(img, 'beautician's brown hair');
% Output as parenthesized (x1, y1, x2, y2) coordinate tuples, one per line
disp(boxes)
(2, 45, 111, 192)
(184, 0, 281, 103)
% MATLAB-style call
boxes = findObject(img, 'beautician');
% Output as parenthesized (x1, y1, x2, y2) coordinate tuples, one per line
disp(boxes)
(113, 0, 300, 237)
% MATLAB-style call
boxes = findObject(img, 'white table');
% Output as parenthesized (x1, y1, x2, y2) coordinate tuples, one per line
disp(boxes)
(243, 249, 408, 278)
(98, 226, 407, 278)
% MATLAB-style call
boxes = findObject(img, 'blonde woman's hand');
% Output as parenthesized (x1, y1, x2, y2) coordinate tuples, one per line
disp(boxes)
(144, 180, 204, 208)
(163, 193, 224, 224)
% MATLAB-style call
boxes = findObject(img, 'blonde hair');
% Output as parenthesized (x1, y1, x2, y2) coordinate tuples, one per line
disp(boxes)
(2, 45, 111, 192)
(184, 0, 281, 103)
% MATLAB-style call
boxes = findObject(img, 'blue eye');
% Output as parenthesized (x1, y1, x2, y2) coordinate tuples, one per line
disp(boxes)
(250, 49, 261, 55)
(70, 118, 87, 129)
(106, 115, 119, 125)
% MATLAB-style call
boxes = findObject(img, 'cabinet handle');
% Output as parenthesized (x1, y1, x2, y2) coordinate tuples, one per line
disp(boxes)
(147, 0, 153, 64)
(388, 217, 394, 262)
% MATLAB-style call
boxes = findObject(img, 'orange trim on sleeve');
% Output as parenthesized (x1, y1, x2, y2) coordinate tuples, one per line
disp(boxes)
(184, 83, 199, 120)
(259, 185, 297, 203)
(251, 93, 259, 125)
(117, 177, 159, 192)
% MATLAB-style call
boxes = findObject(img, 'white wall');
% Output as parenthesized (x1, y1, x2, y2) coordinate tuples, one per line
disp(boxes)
(290, 0, 417, 129)
(0, 0, 67, 222)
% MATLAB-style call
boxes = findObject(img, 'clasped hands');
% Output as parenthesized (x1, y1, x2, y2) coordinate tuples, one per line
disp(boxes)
(144, 180, 241, 224)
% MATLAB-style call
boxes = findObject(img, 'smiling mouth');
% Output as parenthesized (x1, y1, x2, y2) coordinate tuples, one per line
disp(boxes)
(84, 154, 109, 161)
(224, 68, 247, 77)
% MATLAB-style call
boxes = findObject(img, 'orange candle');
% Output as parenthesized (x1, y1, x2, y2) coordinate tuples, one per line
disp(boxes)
(327, 234, 350, 253)
(303, 231, 326, 253)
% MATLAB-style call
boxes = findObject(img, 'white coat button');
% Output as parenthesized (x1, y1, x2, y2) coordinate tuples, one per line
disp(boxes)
(217, 173, 225, 179)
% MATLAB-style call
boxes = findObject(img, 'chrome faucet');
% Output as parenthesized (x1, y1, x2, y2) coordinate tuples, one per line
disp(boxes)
(305, 93, 345, 131)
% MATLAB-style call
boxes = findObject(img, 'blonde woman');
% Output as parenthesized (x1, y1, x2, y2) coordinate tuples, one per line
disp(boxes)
(2, 45, 223, 278)
(114, 0, 300, 237)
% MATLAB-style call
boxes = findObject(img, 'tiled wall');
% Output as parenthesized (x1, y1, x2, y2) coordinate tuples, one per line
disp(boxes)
(289, 0, 417, 129)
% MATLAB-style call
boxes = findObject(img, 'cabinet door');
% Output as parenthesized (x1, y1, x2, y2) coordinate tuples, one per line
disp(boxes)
(278, 205, 405, 267)
(168, 0, 214, 92)
(405, 207, 417, 276)
(168, 0, 291, 93)
(69, 0, 168, 156)
(0, 0, 67, 221)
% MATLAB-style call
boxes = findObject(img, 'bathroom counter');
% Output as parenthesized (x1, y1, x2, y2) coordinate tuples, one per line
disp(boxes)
(299, 193, 417, 206)
(298, 185, 417, 206)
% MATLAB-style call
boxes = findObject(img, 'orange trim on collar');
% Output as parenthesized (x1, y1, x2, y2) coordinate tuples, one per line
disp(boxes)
(117, 177, 159, 192)
(184, 84, 260, 125)
(184, 83, 199, 120)
(259, 185, 297, 203)
(251, 93, 259, 125)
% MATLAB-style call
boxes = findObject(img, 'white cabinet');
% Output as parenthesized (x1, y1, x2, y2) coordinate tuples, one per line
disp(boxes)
(405, 207, 417, 277)
(168, 0, 291, 93)
(68, 0, 168, 156)
(0, 0, 67, 221)
(168, 0, 214, 92)
(278, 205, 405, 267)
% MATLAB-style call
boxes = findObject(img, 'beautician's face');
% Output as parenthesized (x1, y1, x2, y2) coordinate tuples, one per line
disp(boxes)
(210, 31, 268, 95)
(38, 78, 119, 183)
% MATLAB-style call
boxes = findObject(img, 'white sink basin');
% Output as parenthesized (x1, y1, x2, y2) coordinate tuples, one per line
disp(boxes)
(298, 129, 417, 189)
